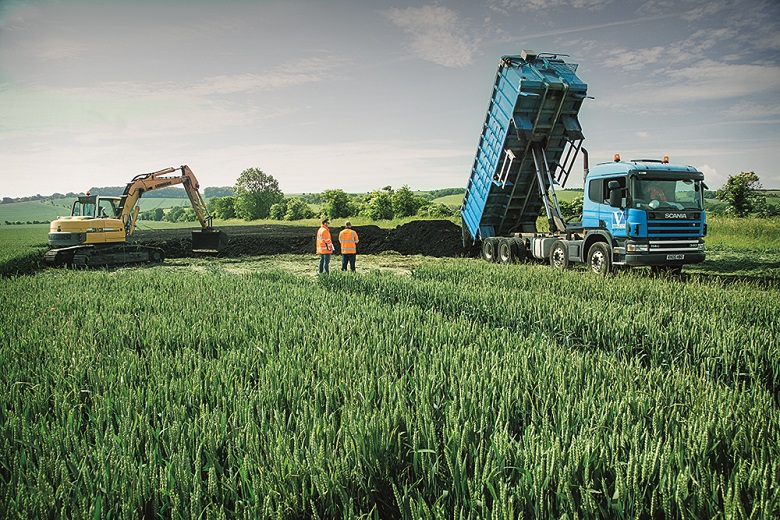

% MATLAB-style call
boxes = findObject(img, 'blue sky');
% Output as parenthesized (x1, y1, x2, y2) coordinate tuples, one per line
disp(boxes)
(1, 0, 779, 198)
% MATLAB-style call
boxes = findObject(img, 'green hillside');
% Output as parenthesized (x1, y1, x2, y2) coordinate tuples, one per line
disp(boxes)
(0, 197, 193, 224)
(431, 194, 463, 207)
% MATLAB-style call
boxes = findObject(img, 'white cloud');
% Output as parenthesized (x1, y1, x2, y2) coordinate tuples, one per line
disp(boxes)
(697, 164, 718, 183)
(726, 101, 780, 119)
(184, 57, 349, 96)
(488, 0, 612, 13)
(608, 46, 666, 71)
(662, 60, 780, 100)
(34, 39, 86, 61)
(383, 6, 477, 68)
(596, 59, 780, 111)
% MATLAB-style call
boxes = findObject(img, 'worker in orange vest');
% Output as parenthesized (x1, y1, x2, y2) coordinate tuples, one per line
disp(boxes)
(316, 218, 334, 274)
(338, 221, 360, 271)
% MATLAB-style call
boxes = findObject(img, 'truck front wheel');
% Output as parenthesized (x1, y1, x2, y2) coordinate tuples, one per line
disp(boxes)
(550, 240, 569, 269)
(587, 242, 612, 275)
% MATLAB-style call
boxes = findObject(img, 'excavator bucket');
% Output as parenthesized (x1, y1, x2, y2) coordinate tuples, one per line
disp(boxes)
(192, 228, 228, 254)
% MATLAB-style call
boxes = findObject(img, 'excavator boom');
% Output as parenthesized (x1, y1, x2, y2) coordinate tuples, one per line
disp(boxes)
(119, 165, 227, 253)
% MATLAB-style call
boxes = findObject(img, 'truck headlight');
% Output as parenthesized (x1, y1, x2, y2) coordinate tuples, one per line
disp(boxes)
(698, 243, 705, 251)
(627, 244, 648, 252)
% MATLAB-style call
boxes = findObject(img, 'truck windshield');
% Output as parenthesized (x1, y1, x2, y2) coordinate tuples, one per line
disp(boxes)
(632, 178, 702, 211)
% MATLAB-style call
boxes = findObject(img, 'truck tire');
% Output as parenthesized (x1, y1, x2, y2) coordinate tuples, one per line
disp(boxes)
(498, 238, 514, 264)
(481, 238, 497, 262)
(512, 238, 526, 263)
(587, 242, 612, 275)
(550, 240, 569, 270)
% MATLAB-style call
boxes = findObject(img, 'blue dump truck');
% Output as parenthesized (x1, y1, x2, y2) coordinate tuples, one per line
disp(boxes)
(461, 51, 707, 274)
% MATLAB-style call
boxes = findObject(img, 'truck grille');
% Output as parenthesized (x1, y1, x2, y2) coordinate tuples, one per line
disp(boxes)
(647, 218, 702, 238)
(649, 239, 701, 253)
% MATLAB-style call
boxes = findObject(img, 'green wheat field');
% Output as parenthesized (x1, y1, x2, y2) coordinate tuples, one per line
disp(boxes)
(1, 217, 778, 518)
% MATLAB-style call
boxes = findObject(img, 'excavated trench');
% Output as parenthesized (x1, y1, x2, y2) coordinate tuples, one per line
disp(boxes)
(132, 220, 465, 259)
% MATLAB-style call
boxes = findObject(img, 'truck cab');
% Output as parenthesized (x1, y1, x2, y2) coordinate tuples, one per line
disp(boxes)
(581, 156, 706, 269)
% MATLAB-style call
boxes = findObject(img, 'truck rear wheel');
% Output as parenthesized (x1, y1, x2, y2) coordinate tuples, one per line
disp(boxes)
(513, 239, 527, 263)
(587, 242, 611, 275)
(481, 238, 497, 262)
(550, 240, 569, 269)
(498, 238, 514, 264)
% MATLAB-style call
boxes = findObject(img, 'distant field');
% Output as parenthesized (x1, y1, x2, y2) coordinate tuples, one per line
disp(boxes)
(431, 194, 463, 207)
(555, 189, 584, 202)
(0, 197, 198, 223)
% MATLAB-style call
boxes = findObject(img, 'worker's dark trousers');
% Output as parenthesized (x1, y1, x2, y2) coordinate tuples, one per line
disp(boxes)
(318, 254, 331, 274)
(341, 254, 356, 271)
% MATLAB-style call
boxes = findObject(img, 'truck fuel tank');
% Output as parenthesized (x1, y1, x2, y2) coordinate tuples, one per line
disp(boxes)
(531, 236, 557, 260)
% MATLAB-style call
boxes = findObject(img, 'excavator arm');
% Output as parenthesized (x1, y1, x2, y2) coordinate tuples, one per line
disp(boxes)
(119, 165, 226, 252)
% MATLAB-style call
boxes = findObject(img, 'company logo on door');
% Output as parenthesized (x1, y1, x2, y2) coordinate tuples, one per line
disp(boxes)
(612, 211, 626, 229)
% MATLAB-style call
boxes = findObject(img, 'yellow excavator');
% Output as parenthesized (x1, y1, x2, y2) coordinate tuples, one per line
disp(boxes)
(45, 165, 227, 267)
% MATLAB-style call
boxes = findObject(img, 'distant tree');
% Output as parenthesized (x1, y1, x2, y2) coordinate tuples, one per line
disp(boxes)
(164, 206, 185, 222)
(558, 195, 584, 219)
(285, 198, 315, 221)
(233, 168, 284, 220)
(321, 189, 354, 219)
(716, 171, 766, 217)
(392, 185, 429, 218)
(139, 208, 163, 221)
(428, 187, 466, 199)
(204, 186, 234, 198)
(182, 208, 196, 222)
(417, 203, 453, 218)
(299, 193, 323, 204)
(269, 199, 288, 220)
(362, 187, 394, 220)
(208, 196, 236, 220)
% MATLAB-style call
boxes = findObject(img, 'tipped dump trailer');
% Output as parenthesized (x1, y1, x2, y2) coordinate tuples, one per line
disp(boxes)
(461, 51, 706, 274)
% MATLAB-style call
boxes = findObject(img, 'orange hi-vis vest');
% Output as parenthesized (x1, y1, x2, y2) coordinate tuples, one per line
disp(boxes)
(316, 226, 333, 255)
(338, 229, 359, 254)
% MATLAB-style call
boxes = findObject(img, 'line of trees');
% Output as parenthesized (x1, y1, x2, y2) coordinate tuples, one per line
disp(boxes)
(204, 168, 461, 222)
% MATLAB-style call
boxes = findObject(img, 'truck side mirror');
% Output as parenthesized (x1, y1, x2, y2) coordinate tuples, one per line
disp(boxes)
(607, 180, 623, 208)
(609, 189, 622, 208)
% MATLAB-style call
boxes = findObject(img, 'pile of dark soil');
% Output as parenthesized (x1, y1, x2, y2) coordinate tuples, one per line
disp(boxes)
(133, 220, 464, 259)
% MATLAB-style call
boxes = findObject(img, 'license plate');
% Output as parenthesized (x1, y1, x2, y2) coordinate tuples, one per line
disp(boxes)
(666, 254, 684, 260)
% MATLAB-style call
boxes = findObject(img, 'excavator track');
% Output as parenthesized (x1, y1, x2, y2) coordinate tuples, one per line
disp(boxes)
(45, 244, 165, 268)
